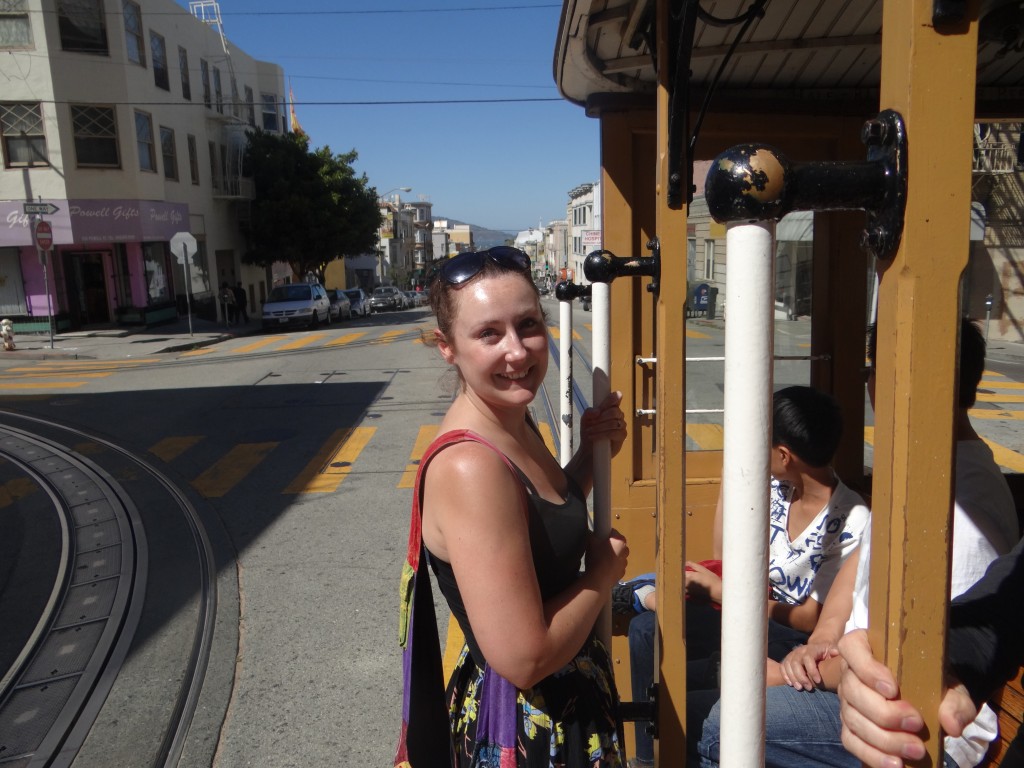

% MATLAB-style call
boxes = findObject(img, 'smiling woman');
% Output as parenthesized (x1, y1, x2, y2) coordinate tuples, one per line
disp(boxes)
(395, 247, 631, 768)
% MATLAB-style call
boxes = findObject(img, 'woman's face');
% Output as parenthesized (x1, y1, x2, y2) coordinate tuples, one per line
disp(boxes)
(438, 272, 548, 410)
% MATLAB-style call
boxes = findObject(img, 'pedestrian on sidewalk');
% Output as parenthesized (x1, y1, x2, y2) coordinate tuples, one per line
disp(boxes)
(219, 282, 236, 326)
(233, 282, 249, 324)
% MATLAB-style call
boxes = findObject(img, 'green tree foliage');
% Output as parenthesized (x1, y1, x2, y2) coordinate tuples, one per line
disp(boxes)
(242, 130, 381, 282)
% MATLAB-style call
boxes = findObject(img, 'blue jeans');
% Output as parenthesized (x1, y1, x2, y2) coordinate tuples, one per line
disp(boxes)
(695, 685, 959, 768)
(628, 606, 724, 764)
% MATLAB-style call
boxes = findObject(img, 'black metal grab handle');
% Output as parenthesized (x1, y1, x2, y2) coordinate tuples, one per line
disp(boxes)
(703, 110, 907, 261)
(583, 237, 662, 294)
(554, 280, 591, 302)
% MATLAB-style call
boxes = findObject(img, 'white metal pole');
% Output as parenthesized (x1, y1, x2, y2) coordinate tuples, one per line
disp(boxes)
(559, 298, 574, 467)
(182, 244, 194, 336)
(719, 220, 775, 768)
(590, 280, 612, 647)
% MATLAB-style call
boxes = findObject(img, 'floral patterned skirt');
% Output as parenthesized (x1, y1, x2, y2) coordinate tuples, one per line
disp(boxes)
(446, 636, 623, 767)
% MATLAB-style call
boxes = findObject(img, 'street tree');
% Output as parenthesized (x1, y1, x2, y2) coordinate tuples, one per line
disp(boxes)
(242, 130, 380, 283)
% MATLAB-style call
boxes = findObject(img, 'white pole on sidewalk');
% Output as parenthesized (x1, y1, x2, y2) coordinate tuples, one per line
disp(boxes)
(559, 298, 574, 467)
(590, 279, 612, 648)
(719, 220, 775, 768)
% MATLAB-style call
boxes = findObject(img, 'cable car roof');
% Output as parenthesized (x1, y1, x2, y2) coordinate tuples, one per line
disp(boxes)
(554, 0, 1024, 118)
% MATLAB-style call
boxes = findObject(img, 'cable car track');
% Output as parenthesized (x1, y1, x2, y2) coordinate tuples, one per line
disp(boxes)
(0, 411, 217, 768)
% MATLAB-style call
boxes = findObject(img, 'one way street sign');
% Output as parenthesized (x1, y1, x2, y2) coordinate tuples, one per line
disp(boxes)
(23, 202, 60, 216)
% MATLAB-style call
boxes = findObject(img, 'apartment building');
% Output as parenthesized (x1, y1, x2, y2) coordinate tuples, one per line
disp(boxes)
(0, 0, 286, 331)
(567, 181, 601, 283)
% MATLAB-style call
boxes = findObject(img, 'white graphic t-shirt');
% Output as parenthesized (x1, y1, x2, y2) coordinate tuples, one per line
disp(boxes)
(767, 476, 870, 607)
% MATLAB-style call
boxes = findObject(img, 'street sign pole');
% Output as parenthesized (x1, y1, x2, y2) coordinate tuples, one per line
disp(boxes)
(182, 243, 194, 336)
(32, 216, 55, 349)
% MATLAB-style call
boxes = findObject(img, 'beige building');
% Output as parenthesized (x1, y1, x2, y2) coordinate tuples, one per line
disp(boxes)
(0, 0, 286, 330)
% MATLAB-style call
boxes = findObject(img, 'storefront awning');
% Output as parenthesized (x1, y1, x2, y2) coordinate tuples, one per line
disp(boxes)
(0, 199, 190, 247)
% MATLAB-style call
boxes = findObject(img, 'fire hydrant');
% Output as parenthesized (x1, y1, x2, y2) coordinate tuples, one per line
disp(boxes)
(1, 319, 15, 351)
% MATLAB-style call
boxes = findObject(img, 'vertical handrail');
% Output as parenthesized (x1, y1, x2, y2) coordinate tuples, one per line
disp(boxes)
(559, 298, 574, 467)
(590, 280, 612, 648)
(719, 220, 775, 767)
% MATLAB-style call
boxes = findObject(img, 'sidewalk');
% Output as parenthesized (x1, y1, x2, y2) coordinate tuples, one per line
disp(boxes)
(0, 315, 263, 361)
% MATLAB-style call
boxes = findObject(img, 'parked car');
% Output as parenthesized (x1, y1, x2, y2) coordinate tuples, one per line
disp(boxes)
(327, 289, 352, 321)
(404, 290, 426, 308)
(344, 288, 370, 317)
(369, 285, 405, 312)
(261, 283, 331, 330)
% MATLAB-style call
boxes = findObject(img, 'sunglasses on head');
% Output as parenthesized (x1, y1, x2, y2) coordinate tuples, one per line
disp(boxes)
(434, 246, 531, 286)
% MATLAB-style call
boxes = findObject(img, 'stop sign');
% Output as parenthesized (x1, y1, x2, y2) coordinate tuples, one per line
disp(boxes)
(33, 220, 53, 251)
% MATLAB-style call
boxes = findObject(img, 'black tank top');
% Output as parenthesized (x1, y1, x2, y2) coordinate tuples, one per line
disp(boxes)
(426, 444, 589, 670)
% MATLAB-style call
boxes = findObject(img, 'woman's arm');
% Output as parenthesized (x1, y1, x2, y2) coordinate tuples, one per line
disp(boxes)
(425, 442, 628, 690)
(564, 391, 626, 495)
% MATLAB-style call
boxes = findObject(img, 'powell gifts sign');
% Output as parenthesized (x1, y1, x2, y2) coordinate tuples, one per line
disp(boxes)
(0, 199, 189, 247)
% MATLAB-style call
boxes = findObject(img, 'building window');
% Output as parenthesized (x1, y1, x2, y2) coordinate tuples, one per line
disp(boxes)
(0, 0, 32, 49)
(244, 85, 255, 127)
(261, 93, 278, 131)
(178, 46, 191, 100)
(208, 140, 218, 190)
(704, 239, 715, 280)
(212, 67, 223, 113)
(150, 31, 168, 90)
(143, 242, 171, 303)
(230, 75, 239, 118)
(135, 110, 155, 172)
(200, 58, 211, 108)
(123, 0, 144, 65)
(187, 134, 199, 184)
(57, 0, 108, 55)
(1, 102, 47, 167)
(71, 104, 119, 167)
(160, 126, 177, 180)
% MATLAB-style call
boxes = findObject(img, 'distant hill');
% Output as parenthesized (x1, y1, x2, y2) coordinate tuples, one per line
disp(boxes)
(437, 217, 516, 250)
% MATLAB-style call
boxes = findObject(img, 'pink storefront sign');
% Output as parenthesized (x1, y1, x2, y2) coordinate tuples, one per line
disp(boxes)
(1, 199, 190, 246)
(0, 200, 74, 247)
(68, 199, 189, 243)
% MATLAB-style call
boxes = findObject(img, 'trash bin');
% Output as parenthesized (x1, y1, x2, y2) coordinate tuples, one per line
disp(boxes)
(707, 286, 719, 320)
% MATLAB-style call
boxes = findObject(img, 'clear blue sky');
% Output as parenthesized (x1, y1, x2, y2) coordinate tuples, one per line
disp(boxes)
(186, 2, 600, 233)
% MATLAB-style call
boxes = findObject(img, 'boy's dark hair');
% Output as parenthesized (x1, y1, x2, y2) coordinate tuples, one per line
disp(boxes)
(772, 386, 843, 468)
(866, 318, 985, 408)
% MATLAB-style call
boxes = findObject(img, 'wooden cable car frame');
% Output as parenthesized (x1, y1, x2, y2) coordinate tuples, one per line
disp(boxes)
(554, 0, 1024, 764)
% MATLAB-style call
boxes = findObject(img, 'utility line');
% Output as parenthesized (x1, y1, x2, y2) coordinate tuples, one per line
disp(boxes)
(33, 97, 564, 107)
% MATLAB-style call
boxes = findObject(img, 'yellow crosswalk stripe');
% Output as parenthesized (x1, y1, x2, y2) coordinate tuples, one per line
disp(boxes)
(284, 426, 376, 494)
(192, 442, 278, 498)
(0, 476, 40, 510)
(325, 331, 367, 348)
(978, 380, 1024, 390)
(686, 328, 711, 339)
(277, 333, 329, 351)
(537, 422, 557, 456)
(0, 380, 87, 389)
(981, 439, 1024, 473)
(976, 392, 1024, 403)
(18, 359, 160, 369)
(970, 408, 1024, 421)
(180, 349, 214, 357)
(548, 327, 583, 341)
(0, 371, 110, 380)
(686, 423, 724, 450)
(371, 330, 405, 345)
(234, 336, 287, 353)
(398, 425, 441, 488)
(149, 436, 203, 462)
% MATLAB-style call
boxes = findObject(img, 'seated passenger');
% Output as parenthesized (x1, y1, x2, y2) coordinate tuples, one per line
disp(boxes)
(695, 319, 1020, 768)
(624, 385, 870, 767)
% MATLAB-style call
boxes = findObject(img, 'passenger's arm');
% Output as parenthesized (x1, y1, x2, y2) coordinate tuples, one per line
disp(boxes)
(778, 549, 860, 689)
(564, 390, 626, 496)
(424, 442, 629, 690)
